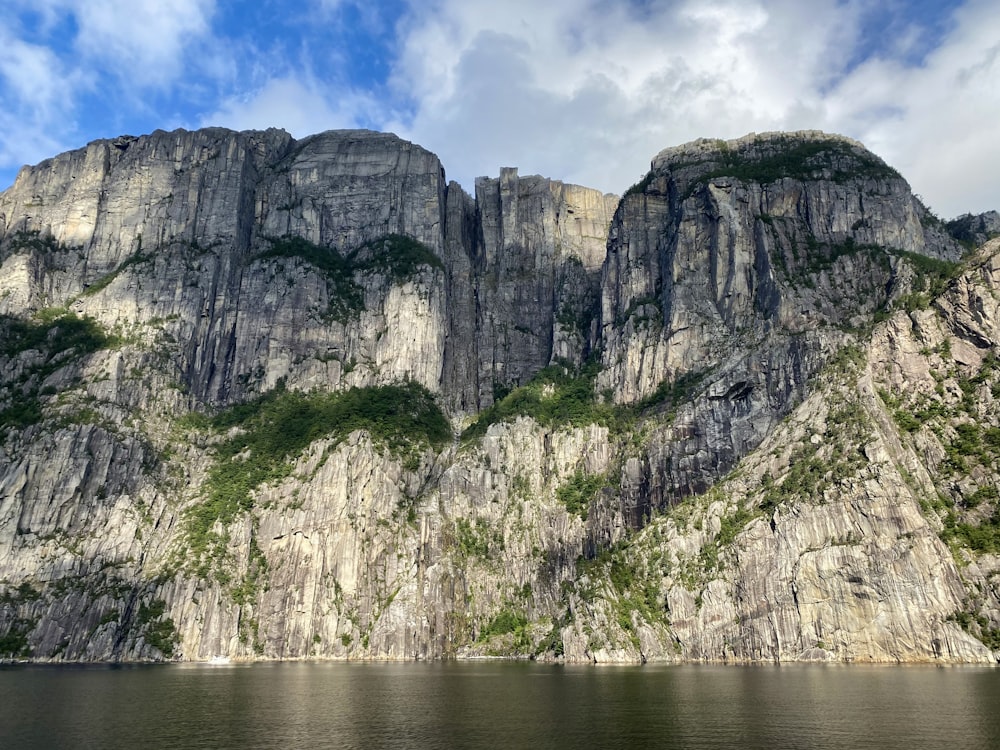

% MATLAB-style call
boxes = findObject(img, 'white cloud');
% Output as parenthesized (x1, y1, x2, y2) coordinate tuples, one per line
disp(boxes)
(0, 27, 85, 173)
(7, 0, 216, 87)
(71, 0, 216, 87)
(388, 0, 865, 194)
(2, 0, 998, 219)
(0, 0, 222, 182)
(200, 76, 379, 136)
(385, 0, 999, 217)
(826, 0, 1000, 216)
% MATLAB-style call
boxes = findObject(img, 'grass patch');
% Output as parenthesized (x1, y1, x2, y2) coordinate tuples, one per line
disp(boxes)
(82, 248, 152, 297)
(184, 381, 451, 567)
(461, 359, 618, 441)
(5, 229, 71, 255)
(138, 598, 179, 658)
(556, 471, 608, 520)
(354, 234, 444, 282)
(0, 310, 115, 433)
(258, 234, 443, 321)
(678, 137, 900, 201)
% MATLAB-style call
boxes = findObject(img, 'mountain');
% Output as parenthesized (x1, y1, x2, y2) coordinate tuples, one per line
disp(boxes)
(0, 127, 997, 663)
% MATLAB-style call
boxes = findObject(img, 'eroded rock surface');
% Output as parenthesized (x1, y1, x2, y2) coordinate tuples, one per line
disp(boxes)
(0, 128, 996, 664)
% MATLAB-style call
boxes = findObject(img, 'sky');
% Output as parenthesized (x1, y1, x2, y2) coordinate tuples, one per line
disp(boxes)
(1, 0, 997, 218)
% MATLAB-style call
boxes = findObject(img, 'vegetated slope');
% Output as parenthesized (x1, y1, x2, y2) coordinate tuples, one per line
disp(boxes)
(0, 128, 996, 663)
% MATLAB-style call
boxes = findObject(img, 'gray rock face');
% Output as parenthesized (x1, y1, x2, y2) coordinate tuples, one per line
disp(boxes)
(599, 131, 963, 506)
(467, 169, 617, 402)
(0, 127, 997, 664)
(947, 210, 1000, 248)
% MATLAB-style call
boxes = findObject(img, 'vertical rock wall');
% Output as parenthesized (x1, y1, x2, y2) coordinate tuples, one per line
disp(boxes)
(0, 128, 996, 664)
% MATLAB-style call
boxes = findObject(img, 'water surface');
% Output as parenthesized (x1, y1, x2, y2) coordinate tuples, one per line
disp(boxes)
(2, 661, 998, 749)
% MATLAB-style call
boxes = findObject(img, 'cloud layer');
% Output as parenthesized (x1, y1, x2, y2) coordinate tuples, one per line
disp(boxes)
(1, 0, 997, 217)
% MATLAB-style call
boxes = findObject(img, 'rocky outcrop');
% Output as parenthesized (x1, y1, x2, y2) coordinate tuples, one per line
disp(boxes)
(947, 211, 1000, 249)
(598, 131, 963, 506)
(1, 128, 997, 664)
(441, 169, 617, 411)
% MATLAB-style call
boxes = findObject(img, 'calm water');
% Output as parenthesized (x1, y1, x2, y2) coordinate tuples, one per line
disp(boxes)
(1, 661, 998, 749)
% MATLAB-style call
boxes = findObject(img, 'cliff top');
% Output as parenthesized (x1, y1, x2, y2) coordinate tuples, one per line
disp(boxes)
(648, 130, 900, 185)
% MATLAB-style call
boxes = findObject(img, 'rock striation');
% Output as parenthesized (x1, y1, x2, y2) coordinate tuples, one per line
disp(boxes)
(0, 127, 997, 664)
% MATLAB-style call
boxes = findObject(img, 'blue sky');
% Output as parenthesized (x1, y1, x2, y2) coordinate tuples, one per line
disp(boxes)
(1, 0, 997, 217)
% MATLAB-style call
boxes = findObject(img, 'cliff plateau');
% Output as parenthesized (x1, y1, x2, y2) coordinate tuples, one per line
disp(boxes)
(0, 127, 997, 664)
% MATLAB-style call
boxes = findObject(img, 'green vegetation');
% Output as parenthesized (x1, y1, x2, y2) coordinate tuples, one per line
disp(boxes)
(716, 505, 755, 548)
(0, 582, 41, 605)
(688, 138, 900, 195)
(638, 369, 711, 417)
(257, 234, 443, 321)
(476, 605, 532, 654)
(555, 299, 599, 339)
(1, 308, 112, 360)
(883, 348, 1000, 558)
(137, 598, 179, 658)
(462, 359, 618, 441)
(890, 249, 962, 312)
(478, 608, 528, 640)
(941, 509, 1000, 555)
(555, 256, 599, 338)
(0, 619, 34, 658)
(462, 357, 716, 444)
(882, 355, 1000, 473)
(824, 343, 867, 377)
(0, 309, 115, 433)
(258, 235, 363, 320)
(804, 237, 885, 277)
(5, 229, 70, 255)
(355, 234, 445, 282)
(556, 471, 608, 520)
(769, 235, 892, 295)
(622, 173, 654, 198)
(82, 247, 152, 297)
(184, 381, 451, 569)
(618, 294, 663, 328)
(535, 612, 569, 657)
(760, 407, 870, 513)
(576, 542, 663, 646)
(966, 485, 998, 509)
(452, 518, 503, 561)
(229, 529, 269, 607)
(949, 610, 1000, 651)
(0, 584, 42, 658)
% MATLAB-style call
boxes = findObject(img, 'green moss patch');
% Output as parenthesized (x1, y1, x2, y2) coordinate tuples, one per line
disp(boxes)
(0, 310, 115, 433)
(184, 381, 451, 565)
(258, 234, 443, 321)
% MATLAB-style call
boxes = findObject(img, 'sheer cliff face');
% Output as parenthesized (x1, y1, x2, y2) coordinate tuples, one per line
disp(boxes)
(600, 132, 963, 505)
(0, 128, 997, 664)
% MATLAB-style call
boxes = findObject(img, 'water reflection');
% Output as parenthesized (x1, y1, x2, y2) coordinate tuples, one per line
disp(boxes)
(1, 662, 998, 749)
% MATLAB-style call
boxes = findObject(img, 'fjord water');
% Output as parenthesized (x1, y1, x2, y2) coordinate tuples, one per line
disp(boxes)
(2, 662, 998, 749)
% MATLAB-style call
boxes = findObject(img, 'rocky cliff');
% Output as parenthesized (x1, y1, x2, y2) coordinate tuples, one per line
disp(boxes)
(0, 128, 997, 664)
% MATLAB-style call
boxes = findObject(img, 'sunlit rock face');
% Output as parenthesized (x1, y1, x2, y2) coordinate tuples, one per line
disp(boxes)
(0, 128, 996, 665)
